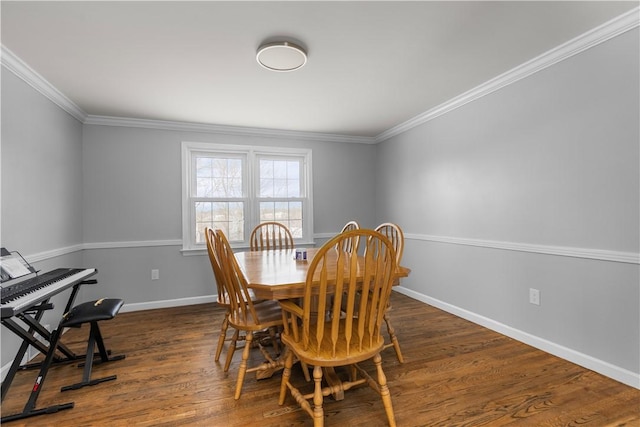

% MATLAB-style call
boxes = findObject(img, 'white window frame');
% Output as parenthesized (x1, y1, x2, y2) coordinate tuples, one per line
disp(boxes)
(181, 141, 314, 252)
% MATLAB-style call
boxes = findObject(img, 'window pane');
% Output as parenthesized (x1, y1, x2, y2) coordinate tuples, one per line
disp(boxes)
(228, 202, 245, 241)
(260, 178, 274, 198)
(196, 157, 213, 177)
(259, 201, 303, 238)
(259, 158, 301, 198)
(195, 201, 244, 243)
(287, 180, 300, 197)
(274, 160, 287, 178)
(260, 159, 274, 178)
(274, 179, 288, 197)
(228, 177, 243, 197)
(260, 202, 275, 220)
(289, 201, 302, 219)
(195, 201, 213, 222)
(287, 161, 300, 181)
(196, 156, 243, 197)
(274, 201, 288, 220)
(288, 220, 303, 238)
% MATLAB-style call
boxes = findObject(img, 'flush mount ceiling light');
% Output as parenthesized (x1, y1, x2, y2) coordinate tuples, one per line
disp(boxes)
(256, 41, 307, 72)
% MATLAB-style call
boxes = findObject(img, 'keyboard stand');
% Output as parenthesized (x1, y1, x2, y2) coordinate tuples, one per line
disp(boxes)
(1, 327, 75, 423)
(1, 279, 95, 423)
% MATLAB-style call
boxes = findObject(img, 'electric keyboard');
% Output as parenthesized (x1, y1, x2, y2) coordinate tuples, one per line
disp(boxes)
(1, 268, 97, 319)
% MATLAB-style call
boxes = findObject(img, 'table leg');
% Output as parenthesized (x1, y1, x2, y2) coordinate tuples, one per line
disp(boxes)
(323, 367, 344, 400)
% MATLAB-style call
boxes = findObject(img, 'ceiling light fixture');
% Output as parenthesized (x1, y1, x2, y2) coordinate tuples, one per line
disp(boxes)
(256, 41, 307, 72)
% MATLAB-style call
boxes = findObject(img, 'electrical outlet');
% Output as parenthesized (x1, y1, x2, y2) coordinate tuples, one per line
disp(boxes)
(529, 288, 540, 306)
(151, 269, 159, 280)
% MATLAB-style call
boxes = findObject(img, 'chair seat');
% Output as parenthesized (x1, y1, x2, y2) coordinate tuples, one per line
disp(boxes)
(61, 298, 124, 328)
(227, 300, 282, 331)
(281, 320, 385, 366)
(59, 298, 125, 392)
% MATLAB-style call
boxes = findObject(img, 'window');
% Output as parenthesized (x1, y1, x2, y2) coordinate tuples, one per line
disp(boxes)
(182, 142, 313, 250)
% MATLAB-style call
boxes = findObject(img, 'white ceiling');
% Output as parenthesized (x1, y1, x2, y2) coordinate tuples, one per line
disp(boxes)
(1, 1, 636, 138)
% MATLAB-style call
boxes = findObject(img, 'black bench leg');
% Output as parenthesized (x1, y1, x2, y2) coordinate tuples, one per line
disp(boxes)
(61, 322, 124, 392)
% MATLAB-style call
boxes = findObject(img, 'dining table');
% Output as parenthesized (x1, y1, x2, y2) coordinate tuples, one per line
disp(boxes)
(234, 247, 411, 301)
(233, 247, 411, 399)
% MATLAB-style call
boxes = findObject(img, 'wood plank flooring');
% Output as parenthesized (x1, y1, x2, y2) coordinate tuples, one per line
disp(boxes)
(2, 292, 638, 426)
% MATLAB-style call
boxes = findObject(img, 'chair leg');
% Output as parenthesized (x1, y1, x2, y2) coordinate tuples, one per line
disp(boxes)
(373, 353, 396, 427)
(92, 323, 110, 362)
(312, 365, 324, 427)
(268, 326, 280, 355)
(81, 324, 98, 382)
(61, 322, 123, 392)
(224, 329, 239, 372)
(215, 316, 229, 362)
(300, 361, 311, 382)
(234, 331, 253, 400)
(348, 364, 357, 382)
(278, 347, 293, 405)
(384, 313, 404, 363)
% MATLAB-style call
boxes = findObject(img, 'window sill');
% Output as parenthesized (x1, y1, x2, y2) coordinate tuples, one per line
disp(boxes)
(181, 240, 316, 256)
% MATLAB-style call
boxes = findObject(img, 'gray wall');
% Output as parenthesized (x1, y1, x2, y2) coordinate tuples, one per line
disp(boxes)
(79, 125, 377, 305)
(376, 29, 639, 378)
(1, 70, 86, 366)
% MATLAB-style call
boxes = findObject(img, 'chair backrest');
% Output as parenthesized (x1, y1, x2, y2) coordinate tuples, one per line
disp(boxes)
(301, 228, 397, 358)
(204, 227, 229, 306)
(374, 222, 404, 264)
(214, 229, 261, 325)
(249, 222, 295, 251)
(339, 220, 360, 253)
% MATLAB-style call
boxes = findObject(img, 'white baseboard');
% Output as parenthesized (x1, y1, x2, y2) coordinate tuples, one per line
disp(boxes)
(394, 286, 640, 390)
(118, 295, 216, 313)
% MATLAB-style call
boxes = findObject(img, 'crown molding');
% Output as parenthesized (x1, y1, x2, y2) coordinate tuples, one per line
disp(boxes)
(83, 115, 376, 144)
(375, 6, 640, 143)
(2, 7, 637, 144)
(0, 46, 87, 123)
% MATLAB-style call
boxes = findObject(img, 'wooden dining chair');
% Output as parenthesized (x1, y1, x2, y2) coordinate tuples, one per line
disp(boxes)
(204, 227, 234, 364)
(375, 222, 405, 363)
(213, 229, 285, 400)
(338, 220, 360, 253)
(249, 221, 295, 251)
(204, 227, 267, 371)
(278, 229, 398, 426)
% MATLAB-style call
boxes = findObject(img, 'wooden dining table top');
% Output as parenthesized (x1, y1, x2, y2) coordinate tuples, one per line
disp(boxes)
(234, 247, 411, 300)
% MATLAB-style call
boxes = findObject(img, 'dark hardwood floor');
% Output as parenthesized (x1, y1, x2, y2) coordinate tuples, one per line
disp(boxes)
(2, 292, 638, 426)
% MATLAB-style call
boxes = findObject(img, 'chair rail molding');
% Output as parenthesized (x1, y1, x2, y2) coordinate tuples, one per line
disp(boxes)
(19, 235, 640, 265)
(24, 244, 85, 264)
(83, 239, 183, 250)
(405, 233, 640, 265)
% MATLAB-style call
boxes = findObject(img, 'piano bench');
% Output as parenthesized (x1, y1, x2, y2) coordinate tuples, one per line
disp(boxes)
(60, 298, 126, 392)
